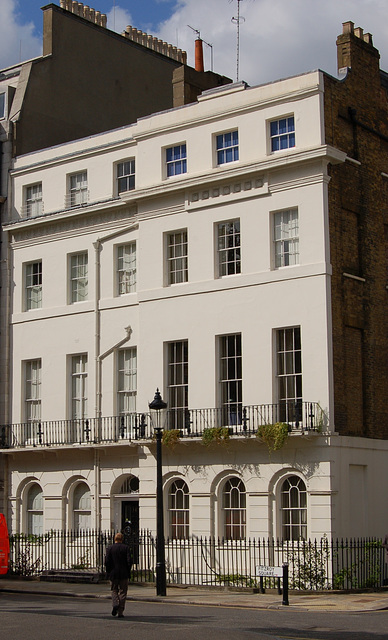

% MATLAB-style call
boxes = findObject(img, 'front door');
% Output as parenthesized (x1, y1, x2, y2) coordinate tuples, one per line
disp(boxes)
(121, 500, 139, 563)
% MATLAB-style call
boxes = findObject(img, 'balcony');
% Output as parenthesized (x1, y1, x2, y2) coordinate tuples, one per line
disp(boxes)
(21, 201, 44, 218)
(0, 402, 324, 451)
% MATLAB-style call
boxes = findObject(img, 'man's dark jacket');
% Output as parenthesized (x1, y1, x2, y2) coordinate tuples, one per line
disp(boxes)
(105, 542, 132, 581)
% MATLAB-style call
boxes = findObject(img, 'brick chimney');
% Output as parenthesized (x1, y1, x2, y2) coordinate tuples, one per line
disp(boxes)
(337, 21, 379, 80)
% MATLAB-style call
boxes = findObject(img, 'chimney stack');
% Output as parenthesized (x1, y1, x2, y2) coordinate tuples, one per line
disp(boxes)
(195, 38, 204, 73)
(60, 0, 107, 27)
(122, 25, 187, 64)
(337, 21, 377, 76)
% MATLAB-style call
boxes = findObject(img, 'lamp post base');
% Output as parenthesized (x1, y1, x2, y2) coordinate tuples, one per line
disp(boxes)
(156, 560, 167, 596)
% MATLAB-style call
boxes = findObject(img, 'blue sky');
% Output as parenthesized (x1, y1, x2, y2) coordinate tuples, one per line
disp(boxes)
(11, 1, 177, 38)
(1, 0, 388, 86)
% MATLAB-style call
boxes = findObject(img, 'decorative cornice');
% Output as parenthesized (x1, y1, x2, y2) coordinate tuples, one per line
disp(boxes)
(120, 145, 346, 206)
(9, 207, 137, 245)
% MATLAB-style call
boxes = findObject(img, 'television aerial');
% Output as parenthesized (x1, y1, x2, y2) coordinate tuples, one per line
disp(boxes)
(231, 0, 245, 82)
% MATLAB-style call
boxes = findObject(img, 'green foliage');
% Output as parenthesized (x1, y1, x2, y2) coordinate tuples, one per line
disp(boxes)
(288, 537, 329, 590)
(333, 540, 383, 589)
(214, 573, 258, 588)
(202, 427, 230, 446)
(10, 541, 43, 576)
(315, 403, 326, 433)
(70, 549, 91, 570)
(256, 422, 289, 453)
(161, 429, 182, 448)
(11, 532, 52, 544)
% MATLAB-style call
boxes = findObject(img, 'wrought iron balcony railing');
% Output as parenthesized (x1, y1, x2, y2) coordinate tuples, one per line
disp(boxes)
(0, 402, 324, 450)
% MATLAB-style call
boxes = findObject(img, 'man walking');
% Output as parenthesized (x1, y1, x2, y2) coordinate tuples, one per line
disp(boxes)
(105, 532, 132, 618)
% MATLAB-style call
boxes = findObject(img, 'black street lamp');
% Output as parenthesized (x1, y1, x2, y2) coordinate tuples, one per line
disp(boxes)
(149, 388, 167, 596)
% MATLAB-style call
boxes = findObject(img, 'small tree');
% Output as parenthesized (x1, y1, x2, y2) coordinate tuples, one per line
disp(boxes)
(288, 537, 329, 590)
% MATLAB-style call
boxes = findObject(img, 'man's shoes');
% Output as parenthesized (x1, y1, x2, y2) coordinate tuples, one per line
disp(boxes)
(118, 614, 124, 618)
(112, 606, 118, 617)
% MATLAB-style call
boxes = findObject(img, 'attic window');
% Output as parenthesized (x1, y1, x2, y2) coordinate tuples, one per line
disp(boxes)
(0, 93, 5, 119)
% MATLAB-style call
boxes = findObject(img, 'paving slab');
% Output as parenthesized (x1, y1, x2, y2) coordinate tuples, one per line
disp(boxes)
(1, 578, 388, 613)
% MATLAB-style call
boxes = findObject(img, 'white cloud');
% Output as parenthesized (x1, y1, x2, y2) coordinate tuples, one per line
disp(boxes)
(156, 0, 388, 86)
(0, 0, 41, 69)
(106, 5, 133, 33)
(2, 0, 387, 87)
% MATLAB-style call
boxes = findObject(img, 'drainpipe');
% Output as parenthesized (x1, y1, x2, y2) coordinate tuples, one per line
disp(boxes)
(5, 232, 12, 425)
(92, 221, 137, 421)
(96, 325, 133, 419)
(92, 223, 136, 530)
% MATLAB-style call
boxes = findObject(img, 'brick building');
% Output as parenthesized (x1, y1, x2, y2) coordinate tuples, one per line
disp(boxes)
(324, 22, 388, 439)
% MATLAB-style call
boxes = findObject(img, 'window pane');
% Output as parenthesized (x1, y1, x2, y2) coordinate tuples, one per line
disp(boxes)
(118, 243, 136, 294)
(0, 93, 5, 118)
(274, 209, 299, 269)
(25, 360, 41, 425)
(118, 348, 137, 416)
(281, 476, 307, 540)
(218, 220, 241, 277)
(69, 172, 88, 206)
(167, 341, 188, 429)
(270, 116, 295, 152)
(169, 479, 189, 539)
(71, 253, 88, 302)
(166, 144, 187, 177)
(167, 231, 188, 285)
(117, 160, 135, 193)
(216, 130, 239, 165)
(71, 355, 87, 420)
(26, 261, 42, 310)
(27, 484, 43, 535)
(277, 328, 302, 418)
(73, 483, 91, 531)
(223, 478, 246, 539)
(220, 334, 242, 425)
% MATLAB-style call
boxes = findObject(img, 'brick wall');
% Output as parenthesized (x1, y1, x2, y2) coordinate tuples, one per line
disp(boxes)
(324, 23, 388, 437)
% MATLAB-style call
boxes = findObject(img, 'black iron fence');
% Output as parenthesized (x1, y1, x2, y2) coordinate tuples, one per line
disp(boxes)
(0, 402, 324, 450)
(7, 531, 388, 590)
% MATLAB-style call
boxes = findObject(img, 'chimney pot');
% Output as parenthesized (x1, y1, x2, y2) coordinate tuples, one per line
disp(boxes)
(195, 38, 204, 72)
(342, 21, 354, 35)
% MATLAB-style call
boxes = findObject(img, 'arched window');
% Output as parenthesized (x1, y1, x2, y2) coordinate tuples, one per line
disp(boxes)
(281, 476, 307, 540)
(222, 477, 246, 540)
(168, 479, 189, 539)
(73, 483, 91, 531)
(27, 483, 43, 535)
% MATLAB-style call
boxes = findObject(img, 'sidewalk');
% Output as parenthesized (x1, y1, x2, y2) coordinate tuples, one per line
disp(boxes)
(1, 578, 388, 612)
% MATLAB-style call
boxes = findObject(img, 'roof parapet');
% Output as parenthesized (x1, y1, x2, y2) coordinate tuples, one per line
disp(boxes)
(59, 1, 107, 28)
(122, 25, 187, 65)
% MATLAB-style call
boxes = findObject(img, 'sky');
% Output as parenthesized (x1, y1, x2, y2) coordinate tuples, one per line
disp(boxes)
(1, 0, 388, 87)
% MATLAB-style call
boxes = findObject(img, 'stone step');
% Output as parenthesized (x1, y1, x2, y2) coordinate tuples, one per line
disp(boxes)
(40, 569, 103, 583)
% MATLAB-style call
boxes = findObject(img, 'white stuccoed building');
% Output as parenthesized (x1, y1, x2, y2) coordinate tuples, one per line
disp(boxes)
(3, 28, 388, 545)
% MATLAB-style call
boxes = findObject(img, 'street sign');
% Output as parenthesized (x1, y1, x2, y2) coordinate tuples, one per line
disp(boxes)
(255, 565, 283, 577)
